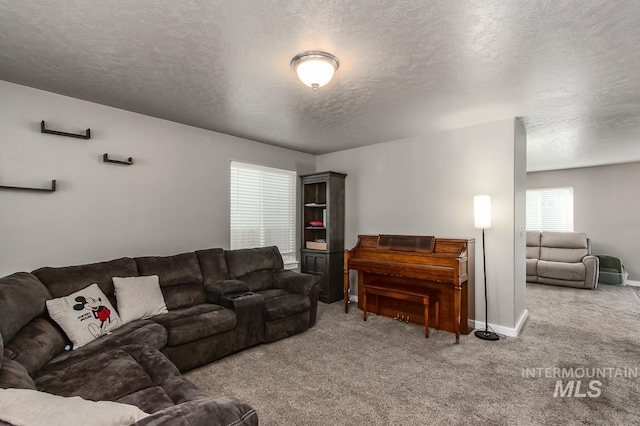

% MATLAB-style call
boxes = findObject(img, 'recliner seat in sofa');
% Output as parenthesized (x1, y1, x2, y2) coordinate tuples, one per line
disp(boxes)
(526, 231, 599, 289)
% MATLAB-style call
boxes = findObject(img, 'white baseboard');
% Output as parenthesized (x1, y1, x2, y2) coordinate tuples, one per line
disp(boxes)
(626, 280, 640, 287)
(472, 309, 528, 338)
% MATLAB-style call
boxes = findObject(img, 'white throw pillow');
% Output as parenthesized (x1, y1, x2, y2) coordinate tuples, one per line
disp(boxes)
(113, 275, 168, 324)
(0, 388, 149, 426)
(46, 283, 121, 350)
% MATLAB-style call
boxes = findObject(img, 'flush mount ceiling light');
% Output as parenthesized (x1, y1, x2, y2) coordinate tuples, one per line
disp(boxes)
(290, 50, 340, 91)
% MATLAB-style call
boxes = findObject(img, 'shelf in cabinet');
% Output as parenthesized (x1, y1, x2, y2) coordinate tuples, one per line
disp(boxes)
(304, 203, 327, 207)
(305, 226, 326, 230)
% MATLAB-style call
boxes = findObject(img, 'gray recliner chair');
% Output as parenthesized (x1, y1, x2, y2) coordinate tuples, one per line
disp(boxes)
(526, 231, 599, 289)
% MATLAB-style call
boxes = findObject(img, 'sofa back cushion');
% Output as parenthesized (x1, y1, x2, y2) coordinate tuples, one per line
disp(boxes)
(225, 247, 283, 292)
(3, 318, 66, 377)
(33, 257, 138, 307)
(195, 249, 229, 286)
(225, 246, 283, 277)
(0, 273, 51, 345)
(540, 231, 588, 263)
(135, 253, 205, 310)
(526, 231, 541, 260)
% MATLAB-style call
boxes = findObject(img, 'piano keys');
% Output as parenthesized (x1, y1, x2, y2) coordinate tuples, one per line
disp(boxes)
(344, 234, 475, 343)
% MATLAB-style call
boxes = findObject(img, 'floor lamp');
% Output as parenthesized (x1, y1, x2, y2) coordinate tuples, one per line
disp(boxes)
(474, 195, 499, 341)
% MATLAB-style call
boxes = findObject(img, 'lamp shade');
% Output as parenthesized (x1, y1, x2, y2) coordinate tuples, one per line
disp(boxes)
(291, 51, 339, 90)
(474, 195, 492, 229)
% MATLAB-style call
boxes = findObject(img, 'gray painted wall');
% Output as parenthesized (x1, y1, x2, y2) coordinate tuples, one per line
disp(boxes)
(527, 162, 640, 281)
(0, 81, 315, 277)
(317, 118, 527, 333)
(513, 119, 527, 324)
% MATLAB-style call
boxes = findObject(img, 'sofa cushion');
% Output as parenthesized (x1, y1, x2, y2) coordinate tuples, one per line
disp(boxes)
(0, 359, 36, 390)
(526, 231, 540, 247)
(225, 247, 283, 279)
(46, 284, 122, 350)
(39, 319, 167, 375)
(113, 276, 168, 324)
(135, 253, 205, 310)
(540, 231, 588, 249)
(0, 388, 149, 426)
(131, 397, 258, 426)
(195, 249, 229, 286)
(526, 259, 538, 281)
(152, 304, 236, 347)
(537, 260, 586, 281)
(0, 272, 51, 344)
(526, 245, 540, 260)
(540, 247, 588, 263)
(33, 257, 138, 307)
(259, 289, 311, 321)
(3, 317, 65, 377)
(237, 270, 274, 292)
(35, 345, 177, 403)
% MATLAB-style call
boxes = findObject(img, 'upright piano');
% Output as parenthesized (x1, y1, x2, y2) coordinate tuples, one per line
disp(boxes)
(344, 235, 475, 343)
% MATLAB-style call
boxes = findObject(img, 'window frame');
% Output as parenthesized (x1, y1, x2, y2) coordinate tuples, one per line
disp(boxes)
(526, 186, 574, 232)
(230, 161, 298, 266)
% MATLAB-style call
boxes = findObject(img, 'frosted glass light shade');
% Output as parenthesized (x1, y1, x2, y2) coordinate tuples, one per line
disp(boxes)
(474, 195, 492, 229)
(291, 51, 340, 90)
(296, 60, 335, 88)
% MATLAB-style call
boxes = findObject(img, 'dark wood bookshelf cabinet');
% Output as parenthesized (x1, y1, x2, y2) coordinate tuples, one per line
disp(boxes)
(300, 171, 346, 303)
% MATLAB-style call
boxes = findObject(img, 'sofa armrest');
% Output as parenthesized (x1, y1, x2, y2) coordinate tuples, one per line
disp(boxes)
(273, 270, 318, 295)
(204, 280, 250, 304)
(132, 397, 257, 426)
(582, 255, 600, 289)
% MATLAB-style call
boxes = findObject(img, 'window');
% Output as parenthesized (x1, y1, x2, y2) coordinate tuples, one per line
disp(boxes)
(526, 187, 574, 232)
(230, 161, 297, 263)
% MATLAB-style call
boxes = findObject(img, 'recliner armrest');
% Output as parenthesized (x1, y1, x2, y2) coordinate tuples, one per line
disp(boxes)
(273, 270, 318, 295)
(204, 280, 250, 304)
(582, 255, 600, 289)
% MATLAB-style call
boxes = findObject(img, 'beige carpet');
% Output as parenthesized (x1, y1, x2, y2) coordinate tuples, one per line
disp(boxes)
(186, 284, 640, 425)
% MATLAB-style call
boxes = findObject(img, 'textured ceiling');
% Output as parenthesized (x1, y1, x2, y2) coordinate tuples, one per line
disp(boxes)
(1, 1, 639, 171)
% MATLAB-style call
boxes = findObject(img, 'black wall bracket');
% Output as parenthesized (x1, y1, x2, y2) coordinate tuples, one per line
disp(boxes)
(0, 180, 57, 193)
(41, 121, 91, 139)
(103, 153, 133, 165)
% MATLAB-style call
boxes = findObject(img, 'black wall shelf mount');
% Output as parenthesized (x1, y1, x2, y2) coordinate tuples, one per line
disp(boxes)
(103, 153, 133, 165)
(0, 180, 57, 193)
(41, 121, 91, 139)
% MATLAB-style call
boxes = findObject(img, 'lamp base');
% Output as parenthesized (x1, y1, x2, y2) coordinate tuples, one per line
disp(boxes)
(475, 330, 499, 341)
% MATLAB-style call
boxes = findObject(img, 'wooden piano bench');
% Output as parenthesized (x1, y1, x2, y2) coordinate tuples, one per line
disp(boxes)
(362, 282, 436, 338)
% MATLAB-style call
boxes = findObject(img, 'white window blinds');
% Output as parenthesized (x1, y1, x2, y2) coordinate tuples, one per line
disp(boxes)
(526, 187, 574, 232)
(230, 161, 297, 262)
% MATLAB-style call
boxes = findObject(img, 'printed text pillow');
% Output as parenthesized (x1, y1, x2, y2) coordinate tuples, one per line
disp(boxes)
(46, 283, 121, 349)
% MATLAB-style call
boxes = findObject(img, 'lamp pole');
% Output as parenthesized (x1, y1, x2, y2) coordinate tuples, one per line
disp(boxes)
(474, 195, 499, 341)
(475, 227, 499, 340)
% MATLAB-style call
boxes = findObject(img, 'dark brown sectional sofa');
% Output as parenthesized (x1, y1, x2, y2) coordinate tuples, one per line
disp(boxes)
(0, 246, 318, 425)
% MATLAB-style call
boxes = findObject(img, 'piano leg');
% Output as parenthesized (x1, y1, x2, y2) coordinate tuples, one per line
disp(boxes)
(363, 288, 367, 321)
(434, 293, 440, 330)
(423, 296, 429, 338)
(453, 284, 461, 344)
(343, 269, 350, 314)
